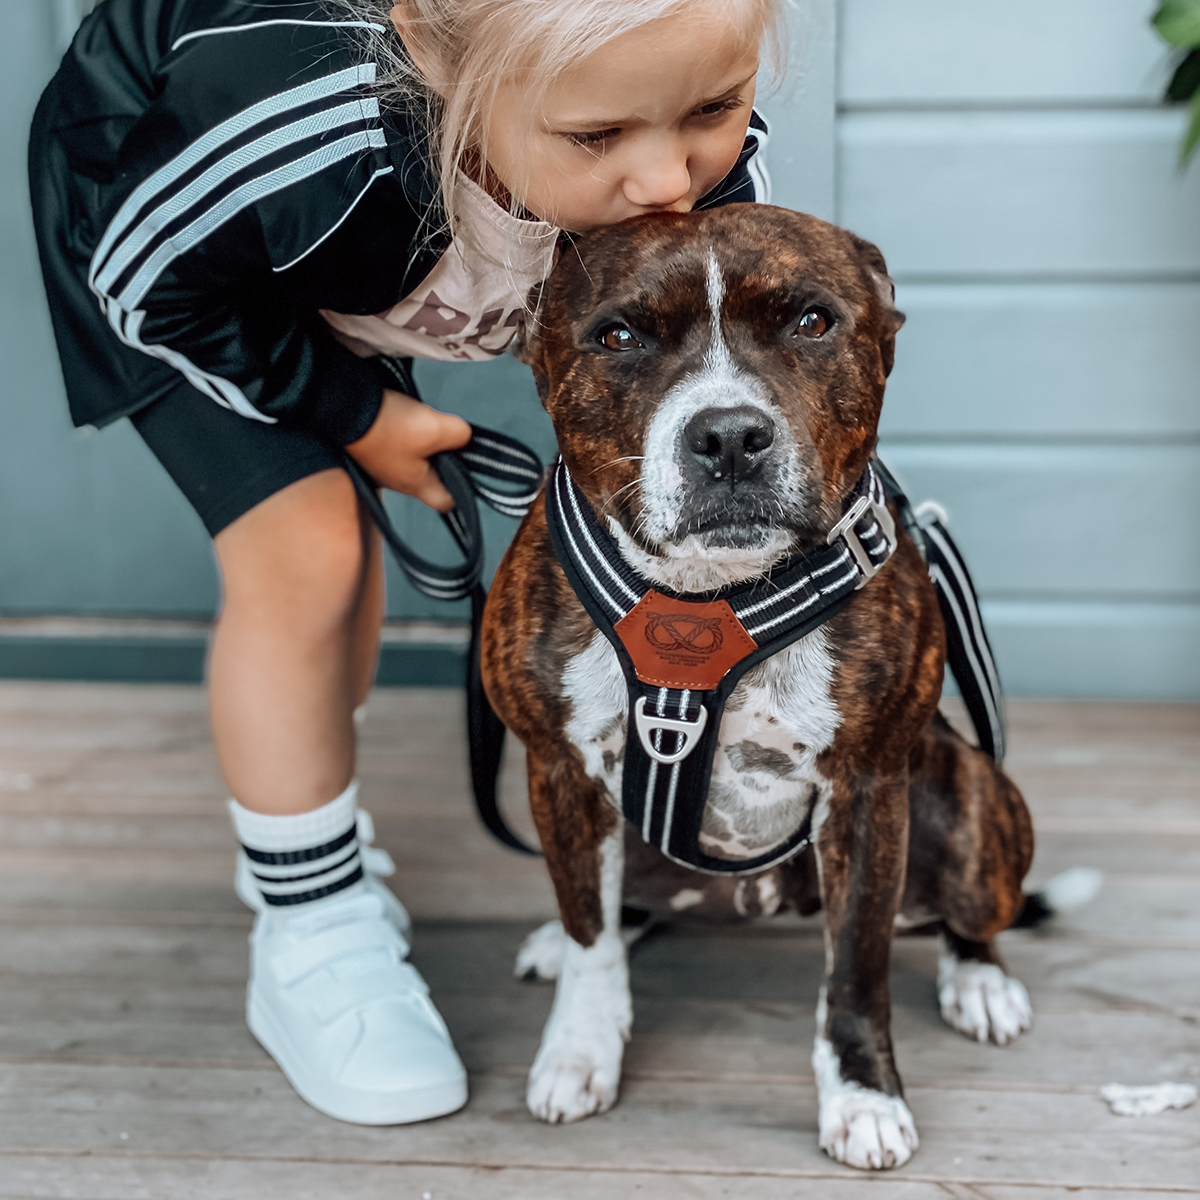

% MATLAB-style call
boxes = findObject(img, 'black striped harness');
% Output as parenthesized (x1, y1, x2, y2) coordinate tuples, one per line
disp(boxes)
(546, 460, 899, 874)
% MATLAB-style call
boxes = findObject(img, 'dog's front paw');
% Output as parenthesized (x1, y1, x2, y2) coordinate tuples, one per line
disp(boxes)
(527, 932, 631, 1124)
(515, 919, 566, 981)
(527, 1028, 625, 1123)
(818, 1088, 919, 1171)
(938, 956, 1032, 1046)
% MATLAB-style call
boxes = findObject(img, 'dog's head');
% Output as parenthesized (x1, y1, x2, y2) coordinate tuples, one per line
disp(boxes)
(517, 205, 904, 592)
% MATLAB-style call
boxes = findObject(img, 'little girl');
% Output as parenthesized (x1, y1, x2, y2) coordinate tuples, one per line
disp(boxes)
(31, 0, 783, 1126)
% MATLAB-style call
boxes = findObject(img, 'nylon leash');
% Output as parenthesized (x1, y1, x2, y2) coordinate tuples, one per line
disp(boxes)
(343, 358, 543, 855)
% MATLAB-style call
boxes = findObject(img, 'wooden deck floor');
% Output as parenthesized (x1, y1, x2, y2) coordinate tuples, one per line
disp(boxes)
(0, 683, 1196, 1199)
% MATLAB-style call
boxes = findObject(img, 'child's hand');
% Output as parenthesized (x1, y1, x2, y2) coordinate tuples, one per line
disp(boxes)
(346, 388, 472, 512)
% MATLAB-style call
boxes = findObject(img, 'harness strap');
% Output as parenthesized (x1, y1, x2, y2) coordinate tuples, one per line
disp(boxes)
(546, 460, 900, 875)
(872, 461, 1006, 762)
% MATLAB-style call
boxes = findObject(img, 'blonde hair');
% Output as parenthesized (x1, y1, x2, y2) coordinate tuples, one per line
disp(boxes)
(338, 0, 788, 249)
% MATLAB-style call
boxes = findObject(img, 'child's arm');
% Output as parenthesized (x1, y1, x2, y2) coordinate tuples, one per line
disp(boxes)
(82, 24, 424, 448)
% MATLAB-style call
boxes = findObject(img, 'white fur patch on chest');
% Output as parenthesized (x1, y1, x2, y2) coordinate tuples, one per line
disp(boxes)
(561, 627, 840, 861)
(701, 629, 839, 859)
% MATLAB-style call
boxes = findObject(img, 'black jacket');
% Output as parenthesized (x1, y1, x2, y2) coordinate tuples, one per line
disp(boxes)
(30, 0, 768, 443)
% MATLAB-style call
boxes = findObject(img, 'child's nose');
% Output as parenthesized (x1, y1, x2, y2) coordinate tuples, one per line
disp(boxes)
(622, 146, 692, 210)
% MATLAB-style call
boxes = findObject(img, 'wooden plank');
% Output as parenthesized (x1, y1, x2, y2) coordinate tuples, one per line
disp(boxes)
(879, 444, 1200, 595)
(0, 686, 1196, 1191)
(1015, 770, 1200, 823)
(1031, 878, 1200, 944)
(758, 0, 837, 220)
(2, 916, 1198, 1089)
(2, 1156, 1192, 1200)
(998, 700, 1200, 758)
(1, 1063, 1197, 1189)
(839, 0, 1170, 107)
(978, 601, 1200, 700)
(879, 282, 1200, 439)
(16, 1154, 1168, 1200)
(838, 110, 1200, 277)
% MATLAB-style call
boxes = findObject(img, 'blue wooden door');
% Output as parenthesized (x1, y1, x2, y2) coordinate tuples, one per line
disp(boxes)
(4, 0, 1196, 697)
(842, 0, 1200, 698)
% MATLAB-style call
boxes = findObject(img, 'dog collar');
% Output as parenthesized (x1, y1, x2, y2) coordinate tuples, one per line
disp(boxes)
(546, 459, 898, 875)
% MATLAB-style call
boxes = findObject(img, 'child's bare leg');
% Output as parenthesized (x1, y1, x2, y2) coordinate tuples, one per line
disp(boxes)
(212, 466, 467, 1124)
(208, 467, 382, 815)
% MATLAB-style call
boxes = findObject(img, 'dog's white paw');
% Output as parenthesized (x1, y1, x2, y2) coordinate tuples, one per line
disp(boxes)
(527, 933, 631, 1124)
(818, 1087, 919, 1171)
(938, 955, 1032, 1046)
(813, 1031, 918, 1170)
(527, 1027, 626, 1123)
(515, 919, 566, 981)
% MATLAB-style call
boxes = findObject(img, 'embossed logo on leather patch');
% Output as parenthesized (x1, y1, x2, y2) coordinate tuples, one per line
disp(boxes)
(615, 591, 758, 690)
(645, 612, 725, 656)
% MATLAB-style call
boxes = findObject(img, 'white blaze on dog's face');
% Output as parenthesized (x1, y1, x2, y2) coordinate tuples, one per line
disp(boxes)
(628, 251, 804, 589)
(518, 205, 903, 590)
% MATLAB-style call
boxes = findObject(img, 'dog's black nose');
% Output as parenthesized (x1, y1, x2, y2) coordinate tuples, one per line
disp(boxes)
(684, 406, 776, 483)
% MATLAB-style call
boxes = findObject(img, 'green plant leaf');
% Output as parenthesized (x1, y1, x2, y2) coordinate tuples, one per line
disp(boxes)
(1153, 0, 1200, 46)
(1167, 47, 1200, 100)
(1182, 87, 1200, 163)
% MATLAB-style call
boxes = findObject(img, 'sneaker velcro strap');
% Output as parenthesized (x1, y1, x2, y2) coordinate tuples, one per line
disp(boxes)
(270, 919, 405, 986)
(310, 963, 432, 1024)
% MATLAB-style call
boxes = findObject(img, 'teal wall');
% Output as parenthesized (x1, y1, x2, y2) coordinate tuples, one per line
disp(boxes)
(3, 0, 1197, 696)
(841, 0, 1200, 697)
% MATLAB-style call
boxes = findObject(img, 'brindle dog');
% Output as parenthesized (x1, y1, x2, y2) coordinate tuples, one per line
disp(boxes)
(481, 205, 1034, 1171)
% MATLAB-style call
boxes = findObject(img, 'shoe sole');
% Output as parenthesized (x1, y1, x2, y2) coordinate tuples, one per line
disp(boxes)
(247, 990, 468, 1126)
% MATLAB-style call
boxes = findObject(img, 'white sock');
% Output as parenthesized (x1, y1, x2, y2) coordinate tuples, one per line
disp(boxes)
(229, 781, 363, 909)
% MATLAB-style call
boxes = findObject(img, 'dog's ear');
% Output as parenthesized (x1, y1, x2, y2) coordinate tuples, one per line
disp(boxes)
(851, 236, 906, 378)
(511, 281, 550, 403)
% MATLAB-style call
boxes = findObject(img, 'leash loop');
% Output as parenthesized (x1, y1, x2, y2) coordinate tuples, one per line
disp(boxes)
(340, 426, 545, 603)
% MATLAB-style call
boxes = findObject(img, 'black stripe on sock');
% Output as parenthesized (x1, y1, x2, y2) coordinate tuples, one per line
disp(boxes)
(242, 824, 357, 866)
(251, 846, 360, 885)
(261, 865, 365, 907)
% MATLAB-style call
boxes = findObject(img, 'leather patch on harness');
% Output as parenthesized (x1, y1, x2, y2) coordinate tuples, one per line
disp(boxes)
(615, 590, 758, 690)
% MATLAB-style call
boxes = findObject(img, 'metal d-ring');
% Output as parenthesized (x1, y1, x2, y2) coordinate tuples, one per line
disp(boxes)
(634, 697, 709, 765)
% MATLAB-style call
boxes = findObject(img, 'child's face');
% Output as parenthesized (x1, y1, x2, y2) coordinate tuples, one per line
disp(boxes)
(486, 10, 761, 232)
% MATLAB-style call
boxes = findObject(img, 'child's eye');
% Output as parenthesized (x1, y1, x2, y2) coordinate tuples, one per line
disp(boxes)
(568, 128, 619, 148)
(695, 97, 744, 118)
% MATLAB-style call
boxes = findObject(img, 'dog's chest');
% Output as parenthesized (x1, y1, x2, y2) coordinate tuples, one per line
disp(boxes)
(562, 630, 840, 861)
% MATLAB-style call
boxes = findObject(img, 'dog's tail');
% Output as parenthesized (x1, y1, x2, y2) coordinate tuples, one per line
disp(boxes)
(1010, 867, 1104, 929)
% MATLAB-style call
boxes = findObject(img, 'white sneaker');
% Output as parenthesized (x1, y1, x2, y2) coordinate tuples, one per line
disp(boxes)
(240, 817, 467, 1125)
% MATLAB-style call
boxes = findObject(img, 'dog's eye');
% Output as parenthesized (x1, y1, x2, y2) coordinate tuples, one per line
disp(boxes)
(597, 324, 643, 352)
(796, 307, 834, 339)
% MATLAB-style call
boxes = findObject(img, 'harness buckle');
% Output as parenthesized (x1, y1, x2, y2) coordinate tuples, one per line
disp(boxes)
(634, 697, 709, 764)
(826, 492, 897, 589)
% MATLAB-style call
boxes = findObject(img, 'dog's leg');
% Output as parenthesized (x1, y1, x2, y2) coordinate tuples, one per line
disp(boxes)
(907, 714, 1036, 1047)
(525, 755, 630, 1124)
(937, 927, 1031, 1046)
(515, 909, 657, 983)
(813, 775, 919, 1171)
